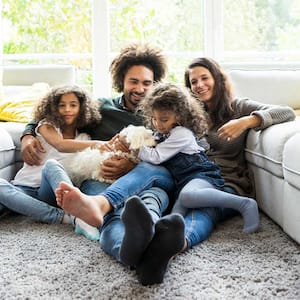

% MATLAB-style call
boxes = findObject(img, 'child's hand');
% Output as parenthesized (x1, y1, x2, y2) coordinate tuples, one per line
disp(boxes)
(97, 134, 130, 153)
(109, 134, 130, 152)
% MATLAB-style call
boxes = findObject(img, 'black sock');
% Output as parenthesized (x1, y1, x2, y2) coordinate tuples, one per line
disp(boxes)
(120, 196, 154, 267)
(136, 213, 185, 285)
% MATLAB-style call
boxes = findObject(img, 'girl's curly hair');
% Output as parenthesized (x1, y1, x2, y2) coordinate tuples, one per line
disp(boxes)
(33, 85, 101, 130)
(110, 43, 168, 93)
(184, 57, 234, 126)
(138, 82, 208, 139)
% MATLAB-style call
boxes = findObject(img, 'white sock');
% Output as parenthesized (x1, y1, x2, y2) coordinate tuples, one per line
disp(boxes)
(74, 218, 100, 241)
(62, 213, 75, 225)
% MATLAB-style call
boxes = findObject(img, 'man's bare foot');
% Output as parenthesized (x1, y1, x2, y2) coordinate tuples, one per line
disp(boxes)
(55, 181, 112, 227)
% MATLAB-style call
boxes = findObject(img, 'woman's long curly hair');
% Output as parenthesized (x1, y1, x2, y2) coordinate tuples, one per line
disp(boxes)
(138, 82, 208, 139)
(33, 85, 101, 131)
(110, 43, 168, 93)
(184, 57, 234, 126)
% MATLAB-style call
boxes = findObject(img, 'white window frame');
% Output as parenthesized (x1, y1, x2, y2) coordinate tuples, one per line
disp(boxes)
(0, 0, 3, 65)
(93, 0, 110, 97)
(203, 0, 223, 59)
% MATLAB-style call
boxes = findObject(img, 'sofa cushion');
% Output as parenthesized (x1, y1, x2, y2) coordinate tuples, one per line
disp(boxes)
(0, 127, 15, 172)
(3, 64, 75, 86)
(0, 122, 25, 164)
(245, 120, 300, 177)
(229, 70, 300, 111)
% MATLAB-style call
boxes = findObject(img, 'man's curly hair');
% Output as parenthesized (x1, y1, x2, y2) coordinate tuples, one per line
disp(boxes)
(33, 85, 101, 130)
(110, 43, 167, 93)
(138, 82, 208, 139)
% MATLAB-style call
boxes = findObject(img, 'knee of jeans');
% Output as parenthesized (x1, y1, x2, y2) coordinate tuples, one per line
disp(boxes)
(139, 187, 168, 200)
(139, 187, 169, 210)
(80, 179, 109, 195)
(42, 159, 61, 177)
(43, 159, 59, 169)
(43, 158, 63, 169)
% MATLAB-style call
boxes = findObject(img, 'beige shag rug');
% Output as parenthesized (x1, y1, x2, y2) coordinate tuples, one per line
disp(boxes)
(0, 211, 299, 300)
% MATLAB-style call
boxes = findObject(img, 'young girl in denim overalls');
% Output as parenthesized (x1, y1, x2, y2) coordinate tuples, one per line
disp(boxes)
(137, 82, 259, 234)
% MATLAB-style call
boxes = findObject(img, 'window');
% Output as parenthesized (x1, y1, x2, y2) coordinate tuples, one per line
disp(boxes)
(223, 0, 300, 61)
(109, 0, 204, 85)
(2, 0, 92, 90)
(1, 0, 300, 96)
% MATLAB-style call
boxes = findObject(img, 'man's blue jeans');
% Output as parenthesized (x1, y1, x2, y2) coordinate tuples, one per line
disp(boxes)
(100, 187, 169, 262)
(81, 162, 237, 258)
(81, 162, 174, 209)
(80, 162, 173, 262)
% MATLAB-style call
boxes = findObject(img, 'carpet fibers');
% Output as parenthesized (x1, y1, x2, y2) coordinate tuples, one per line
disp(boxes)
(0, 212, 299, 300)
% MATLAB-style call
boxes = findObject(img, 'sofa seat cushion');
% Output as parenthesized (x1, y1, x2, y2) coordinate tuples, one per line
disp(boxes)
(0, 122, 25, 163)
(245, 120, 300, 177)
(283, 132, 300, 190)
(0, 127, 15, 171)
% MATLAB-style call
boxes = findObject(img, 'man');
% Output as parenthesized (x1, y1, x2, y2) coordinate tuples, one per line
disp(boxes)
(22, 43, 182, 284)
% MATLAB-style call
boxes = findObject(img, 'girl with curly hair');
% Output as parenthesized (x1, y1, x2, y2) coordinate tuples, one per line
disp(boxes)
(135, 82, 259, 233)
(0, 85, 101, 240)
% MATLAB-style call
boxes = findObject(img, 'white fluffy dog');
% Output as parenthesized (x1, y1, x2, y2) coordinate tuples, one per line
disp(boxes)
(63, 125, 156, 186)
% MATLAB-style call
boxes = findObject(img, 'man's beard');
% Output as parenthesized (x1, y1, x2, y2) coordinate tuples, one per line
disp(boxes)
(124, 91, 145, 109)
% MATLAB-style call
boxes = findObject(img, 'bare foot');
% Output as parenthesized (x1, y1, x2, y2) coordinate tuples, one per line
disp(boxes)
(56, 188, 64, 207)
(55, 181, 112, 227)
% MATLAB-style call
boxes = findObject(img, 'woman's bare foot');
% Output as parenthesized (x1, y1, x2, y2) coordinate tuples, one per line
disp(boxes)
(55, 181, 112, 227)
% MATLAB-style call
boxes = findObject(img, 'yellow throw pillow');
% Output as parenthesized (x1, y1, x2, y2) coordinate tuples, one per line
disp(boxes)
(0, 82, 50, 123)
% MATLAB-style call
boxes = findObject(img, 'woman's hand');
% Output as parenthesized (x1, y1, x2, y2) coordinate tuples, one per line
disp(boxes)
(217, 115, 261, 141)
(21, 135, 45, 165)
(100, 156, 136, 181)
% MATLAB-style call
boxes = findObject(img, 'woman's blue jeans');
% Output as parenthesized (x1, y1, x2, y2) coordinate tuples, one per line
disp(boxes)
(0, 159, 72, 223)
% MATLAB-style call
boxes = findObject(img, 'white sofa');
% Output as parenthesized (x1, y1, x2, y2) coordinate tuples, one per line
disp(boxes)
(224, 63, 300, 244)
(0, 63, 300, 244)
(0, 64, 76, 183)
